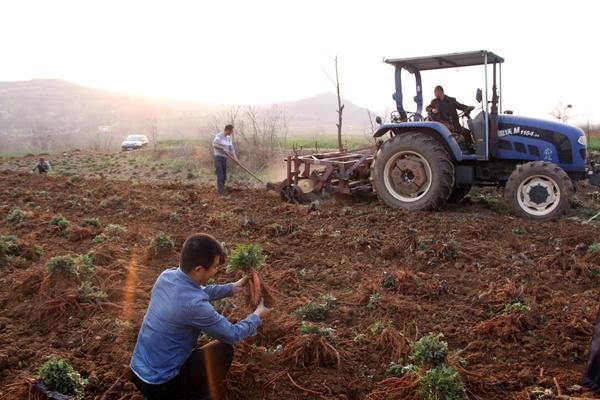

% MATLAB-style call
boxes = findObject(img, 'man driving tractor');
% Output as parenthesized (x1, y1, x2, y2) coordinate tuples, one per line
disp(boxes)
(426, 85, 475, 152)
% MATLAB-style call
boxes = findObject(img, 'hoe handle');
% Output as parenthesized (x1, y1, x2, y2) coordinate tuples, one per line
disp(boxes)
(226, 154, 265, 184)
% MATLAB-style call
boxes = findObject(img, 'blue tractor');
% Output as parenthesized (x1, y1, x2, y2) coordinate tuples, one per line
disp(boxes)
(371, 50, 599, 220)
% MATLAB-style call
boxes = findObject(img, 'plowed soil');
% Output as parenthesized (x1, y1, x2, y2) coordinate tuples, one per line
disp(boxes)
(0, 168, 599, 400)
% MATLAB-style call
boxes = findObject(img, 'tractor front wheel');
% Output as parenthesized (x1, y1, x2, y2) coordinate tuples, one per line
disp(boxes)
(504, 161, 573, 220)
(371, 132, 455, 210)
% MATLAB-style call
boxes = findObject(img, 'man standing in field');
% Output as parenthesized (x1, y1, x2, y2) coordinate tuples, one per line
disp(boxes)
(31, 157, 51, 174)
(130, 233, 271, 400)
(212, 124, 238, 196)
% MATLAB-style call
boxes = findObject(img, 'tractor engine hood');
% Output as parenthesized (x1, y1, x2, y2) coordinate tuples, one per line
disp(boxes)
(497, 114, 599, 186)
(496, 114, 585, 143)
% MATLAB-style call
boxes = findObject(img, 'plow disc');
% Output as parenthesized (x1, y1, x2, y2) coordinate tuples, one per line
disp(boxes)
(267, 178, 321, 203)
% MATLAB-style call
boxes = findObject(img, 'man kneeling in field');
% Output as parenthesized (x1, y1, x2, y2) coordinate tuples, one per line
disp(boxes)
(130, 233, 271, 400)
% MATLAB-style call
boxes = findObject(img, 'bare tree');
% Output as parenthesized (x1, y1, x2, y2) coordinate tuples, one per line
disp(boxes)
(366, 108, 375, 133)
(323, 54, 344, 151)
(242, 104, 290, 169)
(549, 102, 573, 123)
(210, 105, 243, 135)
(147, 114, 159, 149)
(585, 113, 594, 137)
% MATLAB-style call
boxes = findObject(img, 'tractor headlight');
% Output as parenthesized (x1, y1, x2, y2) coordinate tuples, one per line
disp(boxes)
(577, 136, 587, 146)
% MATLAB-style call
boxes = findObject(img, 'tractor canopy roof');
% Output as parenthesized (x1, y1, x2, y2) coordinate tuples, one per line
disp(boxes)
(385, 50, 504, 72)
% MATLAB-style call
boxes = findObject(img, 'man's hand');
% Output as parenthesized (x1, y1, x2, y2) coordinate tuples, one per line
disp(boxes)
(431, 108, 439, 114)
(232, 276, 248, 294)
(253, 298, 272, 319)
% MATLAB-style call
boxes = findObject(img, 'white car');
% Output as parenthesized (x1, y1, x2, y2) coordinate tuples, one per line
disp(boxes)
(121, 134, 149, 151)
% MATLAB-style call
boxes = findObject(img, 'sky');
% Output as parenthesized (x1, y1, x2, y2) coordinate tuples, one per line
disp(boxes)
(1, 0, 598, 124)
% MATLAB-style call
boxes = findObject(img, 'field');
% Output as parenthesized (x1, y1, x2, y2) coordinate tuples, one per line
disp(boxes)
(0, 151, 599, 400)
(590, 137, 600, 152)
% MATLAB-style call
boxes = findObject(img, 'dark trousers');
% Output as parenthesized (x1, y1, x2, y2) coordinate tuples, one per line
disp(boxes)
(214, 156, 227, 194)
(583, 309, 600, 393)
(131, 341, 234, 400)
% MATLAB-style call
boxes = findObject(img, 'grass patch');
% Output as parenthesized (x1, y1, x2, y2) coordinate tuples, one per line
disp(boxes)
(589, 137, 600, 152)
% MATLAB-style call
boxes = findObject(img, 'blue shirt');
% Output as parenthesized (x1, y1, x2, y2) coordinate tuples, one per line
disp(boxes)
(212, 132, 234, 157)
(130, 267, 261, 384)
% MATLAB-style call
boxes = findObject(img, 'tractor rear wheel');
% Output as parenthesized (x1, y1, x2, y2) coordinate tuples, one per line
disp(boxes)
(504, 161, 573, 220)
(371, 132, 455, 210)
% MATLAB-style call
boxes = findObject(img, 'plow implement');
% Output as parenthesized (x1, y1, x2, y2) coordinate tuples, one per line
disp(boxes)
(267, 147, 376, 203)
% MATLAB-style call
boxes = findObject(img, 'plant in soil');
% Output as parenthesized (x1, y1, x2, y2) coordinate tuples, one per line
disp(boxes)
(369, 333, 466, 400)
(380, 271, 397, 290)
(151, 232, 175, 254)
(294, 294, 336, 321)
(92, 234, 106, 244)
(83, 217, 101, 228)
(46, 256, 79, 279)
(504, 300, 530, 313)
(512, 226, 528, 235)
(227, 243, 273, 308)
(375, 326, 411, 362)
(299, 321, 335, 339)
(587, 242, 600, 254)
(440, 240, 459, 261)
(0, 235, 20, 256)
(6, 207, 32, 223)
(367, 292, 382, 309)
(50, 214, 70, 231)
(78, 281, 108, 303)
(282, 321, 341, 367)
(37, 357, 87, 399)
(104, 223, 127, 235)
(417, 365, 465, 400)
(386, 362, 416, 377)
(294, 302, 329, 321)
(410, 333, 448, 368)
(320, 293, 337, 308)
(370, 320, 392, 336)
(354, 333, 368, 345)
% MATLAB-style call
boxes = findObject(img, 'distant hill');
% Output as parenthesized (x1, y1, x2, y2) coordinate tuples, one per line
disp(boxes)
(0, 79, 372, 153)
(283, 92, 372, 134)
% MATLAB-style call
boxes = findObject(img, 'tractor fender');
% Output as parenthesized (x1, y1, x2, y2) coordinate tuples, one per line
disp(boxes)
(373, 122, 464, 161)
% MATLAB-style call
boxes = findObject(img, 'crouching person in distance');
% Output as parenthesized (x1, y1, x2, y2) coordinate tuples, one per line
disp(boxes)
(130, 233, 271, 400)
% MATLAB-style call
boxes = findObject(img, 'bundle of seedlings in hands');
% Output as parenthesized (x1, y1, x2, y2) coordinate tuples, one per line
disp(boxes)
(227, 243, 274, 309)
